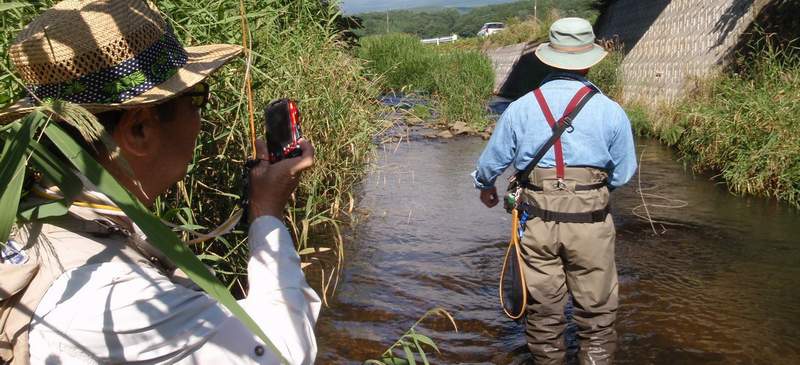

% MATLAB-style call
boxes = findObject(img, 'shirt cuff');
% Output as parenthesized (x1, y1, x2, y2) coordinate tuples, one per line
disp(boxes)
(247, 215, 296, 259)
(470, 170, 495, 190)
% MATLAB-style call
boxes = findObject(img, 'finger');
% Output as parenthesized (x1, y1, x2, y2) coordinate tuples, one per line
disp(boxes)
(289, 140, 315, 175)
(255, 139, 269, 161)
(297, 139, 315, 159)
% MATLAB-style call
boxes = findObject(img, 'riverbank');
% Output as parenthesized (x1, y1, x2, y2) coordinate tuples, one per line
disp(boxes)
(358, 33, 495, 130)
(625, 35, 800, 208)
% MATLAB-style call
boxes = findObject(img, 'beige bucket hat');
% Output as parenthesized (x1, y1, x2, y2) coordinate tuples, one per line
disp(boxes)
(535, 17, 607, 70)
(0, 0, 242, 124)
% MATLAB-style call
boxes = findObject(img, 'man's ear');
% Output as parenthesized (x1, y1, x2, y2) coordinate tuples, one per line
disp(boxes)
(113, 107, 161, 157)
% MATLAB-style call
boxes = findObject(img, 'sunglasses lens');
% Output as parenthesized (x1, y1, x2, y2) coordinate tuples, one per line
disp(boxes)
(192, 95, 205, 108)
(189, 82, 209, 108)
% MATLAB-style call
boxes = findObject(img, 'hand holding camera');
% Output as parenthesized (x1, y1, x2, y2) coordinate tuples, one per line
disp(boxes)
(248, 139, 314, 222)
(246, 99, 313, 222)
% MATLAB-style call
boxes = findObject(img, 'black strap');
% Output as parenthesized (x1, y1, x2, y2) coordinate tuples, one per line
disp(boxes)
(516, 88, 598, 185)
(520, 181, 607, 192)
(521, 203, 610, 224)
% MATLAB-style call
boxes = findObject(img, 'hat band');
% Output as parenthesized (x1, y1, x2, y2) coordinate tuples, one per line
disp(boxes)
(27, 26, 188, 105)
(550, 43, 595, 54)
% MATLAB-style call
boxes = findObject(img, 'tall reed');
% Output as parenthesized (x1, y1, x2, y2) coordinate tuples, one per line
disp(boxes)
(1, 0, 381, 297)
(358, 33, 494, 128)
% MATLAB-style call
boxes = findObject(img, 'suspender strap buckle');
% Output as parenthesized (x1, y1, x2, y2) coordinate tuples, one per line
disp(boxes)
(553, 178, 568, 191)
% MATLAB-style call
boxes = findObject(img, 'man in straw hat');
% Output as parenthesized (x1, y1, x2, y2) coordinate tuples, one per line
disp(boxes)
(472, 17, 637, 364)
(0, 1, 320, 364)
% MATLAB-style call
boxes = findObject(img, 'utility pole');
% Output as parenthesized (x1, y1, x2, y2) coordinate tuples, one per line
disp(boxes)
(386, 10, 389, 33)
(534, 0, 538, 23)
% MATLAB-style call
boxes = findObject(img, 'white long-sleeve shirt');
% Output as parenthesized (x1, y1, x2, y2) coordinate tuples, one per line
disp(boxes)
(27, 215, 321, 364)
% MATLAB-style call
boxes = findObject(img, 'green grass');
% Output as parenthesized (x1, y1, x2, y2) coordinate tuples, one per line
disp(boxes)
(1, 0, 381, 298)
(631, 35, 800, 207)
(587, 39, 624, 99)
(358, 33, 494, 129)
(432, 49, 495, 129)
(358, 33, 439, 92)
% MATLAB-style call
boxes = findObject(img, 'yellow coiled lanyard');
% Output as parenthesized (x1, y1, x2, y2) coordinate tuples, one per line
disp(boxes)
(499, 208, 528, 320)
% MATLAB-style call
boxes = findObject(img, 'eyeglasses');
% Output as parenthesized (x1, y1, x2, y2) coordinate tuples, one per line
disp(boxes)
(184, 82, 210, 108)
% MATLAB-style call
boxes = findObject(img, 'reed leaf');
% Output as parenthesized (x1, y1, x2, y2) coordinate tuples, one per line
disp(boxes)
(365, 307, 457, 365)
(0, 112, 46, 242)
(0, 2, 29, 12)
(17, 137, 85, 221)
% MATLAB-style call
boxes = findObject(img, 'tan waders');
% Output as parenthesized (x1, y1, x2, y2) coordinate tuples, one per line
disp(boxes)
(518, 167, 617, 365)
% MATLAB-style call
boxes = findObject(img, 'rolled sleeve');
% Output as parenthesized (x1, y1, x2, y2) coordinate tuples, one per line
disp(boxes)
(607, 107, 638, 188)
(472, 109, 517, 189)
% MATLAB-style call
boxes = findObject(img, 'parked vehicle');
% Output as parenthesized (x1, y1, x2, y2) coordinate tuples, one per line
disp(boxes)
(477, 22, 506, 37)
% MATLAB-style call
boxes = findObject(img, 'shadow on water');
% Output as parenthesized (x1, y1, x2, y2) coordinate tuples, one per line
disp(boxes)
(316, 136, 800, 364)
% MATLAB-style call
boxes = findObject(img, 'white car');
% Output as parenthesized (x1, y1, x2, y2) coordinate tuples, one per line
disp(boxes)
(477, 22, 506, 37)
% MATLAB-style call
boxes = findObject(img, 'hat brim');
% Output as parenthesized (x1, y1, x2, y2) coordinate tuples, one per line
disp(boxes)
(535, 42, 608, 71)
(0, 43, 243, 124)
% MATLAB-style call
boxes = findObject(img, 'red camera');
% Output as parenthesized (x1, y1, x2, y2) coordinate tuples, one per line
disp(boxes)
(264, 98, 303, 162)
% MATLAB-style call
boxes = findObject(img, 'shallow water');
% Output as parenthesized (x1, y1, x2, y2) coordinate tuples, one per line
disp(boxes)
(316, 136, 800, 364)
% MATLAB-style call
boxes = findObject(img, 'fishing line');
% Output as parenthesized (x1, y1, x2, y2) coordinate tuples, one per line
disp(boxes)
(633, 148, 689, 234)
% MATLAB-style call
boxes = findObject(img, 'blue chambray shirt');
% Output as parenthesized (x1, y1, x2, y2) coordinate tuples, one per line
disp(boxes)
(471, 73, 637, 190)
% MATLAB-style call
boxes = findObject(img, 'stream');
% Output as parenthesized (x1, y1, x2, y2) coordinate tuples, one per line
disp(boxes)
(315, 136, 800, 364)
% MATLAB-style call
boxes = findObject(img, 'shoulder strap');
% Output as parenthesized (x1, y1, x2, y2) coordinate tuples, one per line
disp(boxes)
(517, 86, 598, 184)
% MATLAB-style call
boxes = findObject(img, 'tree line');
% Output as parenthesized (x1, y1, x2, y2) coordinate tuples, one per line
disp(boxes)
(352, 0, 602, 39)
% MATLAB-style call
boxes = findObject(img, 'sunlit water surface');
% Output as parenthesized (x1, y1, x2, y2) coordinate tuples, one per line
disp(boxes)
(316, 137, 800, 364)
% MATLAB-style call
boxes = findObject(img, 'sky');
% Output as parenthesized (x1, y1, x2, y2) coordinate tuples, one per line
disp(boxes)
(340, 0, 519, 14)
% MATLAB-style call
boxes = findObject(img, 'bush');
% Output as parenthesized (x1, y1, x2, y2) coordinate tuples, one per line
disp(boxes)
(358, 33, 438, 92)
(432, 50, 494, 128)
(588, 39, 624, 99)
(645, 35, 800, 206)
(358, 33, 494, 128)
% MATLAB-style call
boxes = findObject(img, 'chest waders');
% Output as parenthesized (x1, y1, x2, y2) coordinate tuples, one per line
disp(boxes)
(499, 86, 619, 365)
(500, 85, 598, 320)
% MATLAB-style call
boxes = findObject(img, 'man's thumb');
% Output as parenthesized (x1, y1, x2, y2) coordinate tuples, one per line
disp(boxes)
(255, 139, 269, 161)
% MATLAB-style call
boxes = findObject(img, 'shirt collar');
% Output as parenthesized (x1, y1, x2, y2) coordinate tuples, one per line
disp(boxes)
(540, 72, 602, 94)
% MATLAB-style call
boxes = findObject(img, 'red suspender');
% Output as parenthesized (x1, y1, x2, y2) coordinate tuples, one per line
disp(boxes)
(533, 86, 593, 180)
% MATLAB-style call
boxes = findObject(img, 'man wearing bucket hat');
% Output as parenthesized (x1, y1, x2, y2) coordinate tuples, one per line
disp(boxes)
(0, 1, 320, 364)
(472, 18, 637, 364)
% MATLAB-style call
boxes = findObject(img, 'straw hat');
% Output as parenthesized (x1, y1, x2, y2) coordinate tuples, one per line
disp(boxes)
(0, 0, 242, 124)
(535, 17, 607, 71)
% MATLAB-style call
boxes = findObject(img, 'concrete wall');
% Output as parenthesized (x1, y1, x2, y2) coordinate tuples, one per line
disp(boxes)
(597, 0, 769, 105)
(486, 42, 554, 99)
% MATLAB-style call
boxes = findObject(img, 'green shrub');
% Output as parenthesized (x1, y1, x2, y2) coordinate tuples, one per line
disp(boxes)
(588, 41, 624, 99)
(358, 33, 438, 92)
(643, 35, 800, 206)
(432, 50, 494, 128)
(358, 33, 494, 128)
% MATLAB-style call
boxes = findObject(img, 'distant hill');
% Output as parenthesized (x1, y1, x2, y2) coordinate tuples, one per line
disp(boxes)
(353, 0, 600, 39)
(341, 0, 519, 15)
